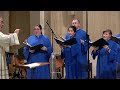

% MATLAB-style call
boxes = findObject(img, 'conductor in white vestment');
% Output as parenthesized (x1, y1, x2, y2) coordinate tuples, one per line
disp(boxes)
(0, 16, 20, 79)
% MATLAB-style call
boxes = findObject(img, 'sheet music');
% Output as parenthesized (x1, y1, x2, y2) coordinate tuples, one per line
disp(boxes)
(23, 63, 41, 68)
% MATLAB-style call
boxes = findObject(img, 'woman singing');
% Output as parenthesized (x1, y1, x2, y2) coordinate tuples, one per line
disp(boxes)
(23, 24, 53, 79)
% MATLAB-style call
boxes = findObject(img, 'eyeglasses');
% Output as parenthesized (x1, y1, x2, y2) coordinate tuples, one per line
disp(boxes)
(72, 22, 77, 24)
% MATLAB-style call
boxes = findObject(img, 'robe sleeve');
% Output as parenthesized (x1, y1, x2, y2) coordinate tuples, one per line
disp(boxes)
(81, 39, 91, 54)
(98, 48, 107, 56)
(117, 45, 120, 63)
(107, 43, 118, 72)
(45, 37, 53, 59)
(0, 32, 19, 47)
(71, 44, 79, 57)
(94, 45, 117, 61)
(76, 32, 91, 55)
(115, 44, 120, 71)
(81, 33, 91, 53)
(108, 43, 118, 63)
(98, 41, 118, 63)
(23, 46, 29, 61)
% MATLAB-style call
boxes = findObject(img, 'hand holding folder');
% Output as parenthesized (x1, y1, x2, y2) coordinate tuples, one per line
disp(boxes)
(29, 44, 44, 50)
(91, 38, 109, 50)
(54, 38, 77, 46)
(23, 42, 44, 51)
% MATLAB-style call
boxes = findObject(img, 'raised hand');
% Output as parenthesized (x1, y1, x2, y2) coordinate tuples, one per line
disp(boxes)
(14, 29, 21, 35)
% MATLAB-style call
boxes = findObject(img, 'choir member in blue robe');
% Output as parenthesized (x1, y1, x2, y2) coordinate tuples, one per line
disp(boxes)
(114, 34, 120, 79)
(23, 24, 53, 79)
(115, 34, 120, 39)
(65, 19, 90, 79)
(91, 29, 118, 79)
(61, 26, 78, 79)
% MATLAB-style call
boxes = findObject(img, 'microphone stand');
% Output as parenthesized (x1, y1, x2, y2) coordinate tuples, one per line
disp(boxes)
(46, 21, 57, 79)
(86, 11, 91, 79)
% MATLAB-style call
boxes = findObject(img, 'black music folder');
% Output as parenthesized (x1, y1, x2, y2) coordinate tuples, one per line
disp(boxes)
(23, 42, 44, 51)
(29, 44, 44, 50)
(54, 38, 77, 46)
(91, 38, 109, 50)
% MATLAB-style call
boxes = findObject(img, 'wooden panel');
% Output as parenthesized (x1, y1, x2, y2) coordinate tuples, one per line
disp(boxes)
(30, 11, 40, 35)
(88, 11, 120, 41)
(9, 11, 30, 54)
(50, 11, 67, 54)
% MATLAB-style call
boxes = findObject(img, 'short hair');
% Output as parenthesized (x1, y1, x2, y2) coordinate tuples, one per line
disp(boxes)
(72, 19, 80, 24)
(103, 29, 112, 35)
(37, 24, 42, 30)
(68, 26, 77, 32)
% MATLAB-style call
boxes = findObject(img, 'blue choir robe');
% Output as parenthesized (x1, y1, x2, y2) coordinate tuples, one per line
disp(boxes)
(65, 29, 90, 79)
(91, 39, 118, 79)
(114, 34, 120, 39)
(114, 34, 120, 78)
(61, 36, 79, 79)
(23, 35, 53, 79)
(116, 44, 120, 79)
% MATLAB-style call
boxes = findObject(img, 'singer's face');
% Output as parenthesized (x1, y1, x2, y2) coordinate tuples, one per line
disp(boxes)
(102, 32, 111, 40)
(0, 17, 4, 31)
(72, 20, 80, 29)
(68, 28, 75, 37)
(33, 26, 42, 36)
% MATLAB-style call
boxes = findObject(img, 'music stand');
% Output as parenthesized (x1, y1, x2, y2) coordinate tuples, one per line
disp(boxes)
(14, 62, 49, 69)
(12, 62, 49, 79)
